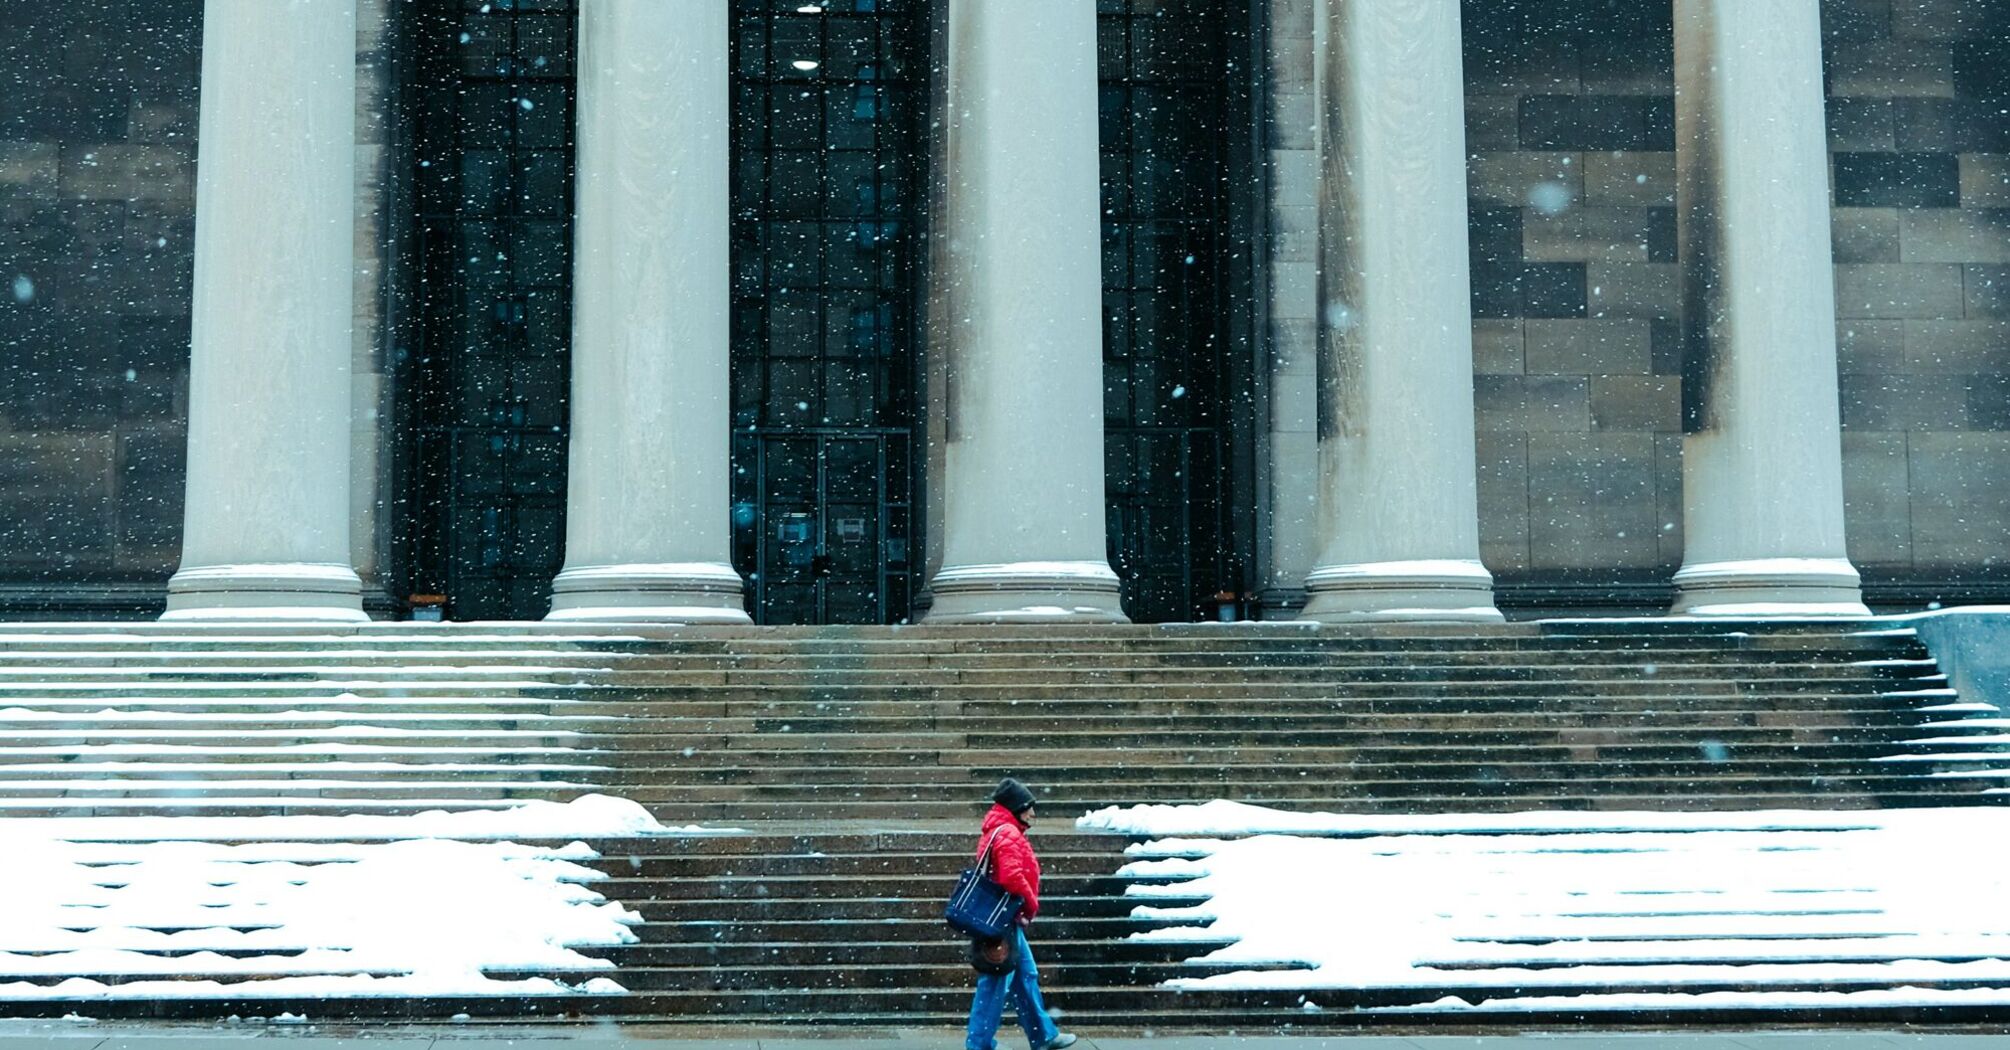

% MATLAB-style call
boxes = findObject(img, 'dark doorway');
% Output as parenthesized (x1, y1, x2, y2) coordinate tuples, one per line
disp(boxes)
(733, 429, 912, 624)
(728, 2, 926, 624)
(402, 0, 577, 621)
(1098, 0, 1252, 622)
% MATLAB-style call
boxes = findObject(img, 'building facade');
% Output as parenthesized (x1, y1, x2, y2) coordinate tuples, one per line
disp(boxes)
(0, 0, 2005, 624)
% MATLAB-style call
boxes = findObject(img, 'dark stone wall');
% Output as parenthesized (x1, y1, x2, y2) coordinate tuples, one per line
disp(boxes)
(1823, 0, 2010, 602)
(0, 0, 199, 606)
(1460, 0, 2010, 609)
(1461, 0, 1687, 603)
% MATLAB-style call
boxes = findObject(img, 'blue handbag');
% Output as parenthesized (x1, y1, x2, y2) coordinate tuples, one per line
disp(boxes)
(945, 827, 1025, 938)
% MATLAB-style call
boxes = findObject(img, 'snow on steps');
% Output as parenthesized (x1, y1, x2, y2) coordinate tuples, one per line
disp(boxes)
(0, 796, 680, 1004)
(0, 636, 631, 816)
(1087, 801, 2010, 1021)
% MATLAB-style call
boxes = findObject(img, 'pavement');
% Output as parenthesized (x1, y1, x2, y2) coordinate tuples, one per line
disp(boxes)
(0, 1026, 2007, 1049)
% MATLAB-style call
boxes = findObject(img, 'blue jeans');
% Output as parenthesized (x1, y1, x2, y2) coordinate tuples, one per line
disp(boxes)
(965, 927, 1061, 1050)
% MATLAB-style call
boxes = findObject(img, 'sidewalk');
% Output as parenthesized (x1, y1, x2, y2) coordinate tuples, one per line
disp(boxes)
(0, 1024, 2005, 1049)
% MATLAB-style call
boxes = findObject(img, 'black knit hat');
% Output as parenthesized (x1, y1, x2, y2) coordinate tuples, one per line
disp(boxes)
(992, 777, 1036, 815)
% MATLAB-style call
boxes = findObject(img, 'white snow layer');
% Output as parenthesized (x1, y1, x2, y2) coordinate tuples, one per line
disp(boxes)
(6, 793, 692, 841)
(0, 795, 716, 1000)
(1083, 801, 2010, 1013)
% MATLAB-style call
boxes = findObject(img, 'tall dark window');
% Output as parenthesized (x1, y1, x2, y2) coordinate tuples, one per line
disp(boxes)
(403, 0, 577, 621)
(1098, 0, 1246, 622)
(397, 1, 1239, 623)
(729, 0, 924, 624)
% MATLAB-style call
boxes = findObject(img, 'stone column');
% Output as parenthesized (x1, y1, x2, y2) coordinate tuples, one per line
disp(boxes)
(547, 0, 749, 623)
(1670, 0, 1868, 616)
(1300, 0, 1500, 623)
(165, 0, 364, 621)
(922, 0, 1125, 624)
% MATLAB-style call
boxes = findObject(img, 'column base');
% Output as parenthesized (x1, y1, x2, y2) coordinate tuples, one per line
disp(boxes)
(1255, 586, 1310, 622)
(162, 563, 367, 622)
(546, 562, 752, 624)
(1300, 559, 1504, 623)
(921, 561, 1129, 624)
(1671, 557, 1871, 617)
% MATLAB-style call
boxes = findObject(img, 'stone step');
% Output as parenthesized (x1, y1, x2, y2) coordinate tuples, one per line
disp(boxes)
(0, 960, 1276, 995)
(0, 719, 1966, 750)
(8, 751, 1997, 785)
(624, 915, 1179, 944)
(0, 997, 1989, 1028)
(504, 667, 1956, 686)
(607, 774, 1991, 804)
(596, 875, 1174, 902)
(0, 797, 524, 816)
(0, 665, 603, 679)
(0, 684, 556, 699)
(622, 895, 1175, 923)
(1, 770, 1982, 804)
(0, 691, 1961, 719)
(0, 649, 1933, 671)
(569, 831, 1136, 855)
(0, 736, 1958, 768)
(635, 793, 1991, 823)
(594, 938, 1237, 967)
(670, 694, 1968, 717)
(0, 711, 1960, 740)
(537, 679, 1950, 700)
(0, 735, 1977, 769)
(547, 961, 1269, 992)
(0, 668, 1947, 694)
(0, 710, 1947, 738)
(0, 620, 1917, 640)
(579, 756, 2010, 784)
(0, 696, 1955, 721)
(0, 677, 1945, 704)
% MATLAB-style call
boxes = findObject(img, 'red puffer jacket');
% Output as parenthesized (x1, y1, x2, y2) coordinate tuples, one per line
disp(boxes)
(976, 802, 1042, 920)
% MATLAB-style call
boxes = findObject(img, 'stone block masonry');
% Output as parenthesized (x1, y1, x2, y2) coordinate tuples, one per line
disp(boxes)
(0, 0, 200, 593)
(1436, 0, 2010, 610)
(1457, 0, 1686, 601)
(1822, 0, 2010, 598)
(0, 0, 402, 616)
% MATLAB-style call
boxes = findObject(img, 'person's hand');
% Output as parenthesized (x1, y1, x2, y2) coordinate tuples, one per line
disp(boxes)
(1018, 914, 1032, 928)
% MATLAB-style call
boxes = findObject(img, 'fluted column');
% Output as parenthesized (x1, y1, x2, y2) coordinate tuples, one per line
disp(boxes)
(922, 0, 1125, 624)
(548, 0, 748, 623)
(1300, 0, 1500, 623)
(165, 0, 363, 621)
(1671, 0, 1868, 616)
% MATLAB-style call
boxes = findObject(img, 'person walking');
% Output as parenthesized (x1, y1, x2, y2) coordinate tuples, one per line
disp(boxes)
(966, 778, 1077, 1050)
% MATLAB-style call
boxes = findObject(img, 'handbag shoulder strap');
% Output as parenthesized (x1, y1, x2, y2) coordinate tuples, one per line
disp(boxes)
(975, 826, 1008, 877)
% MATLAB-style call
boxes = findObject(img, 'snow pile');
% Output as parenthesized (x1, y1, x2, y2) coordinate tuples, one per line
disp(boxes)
(0, 795, 716, 1001)
(1087, 802, 2010, 1013)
